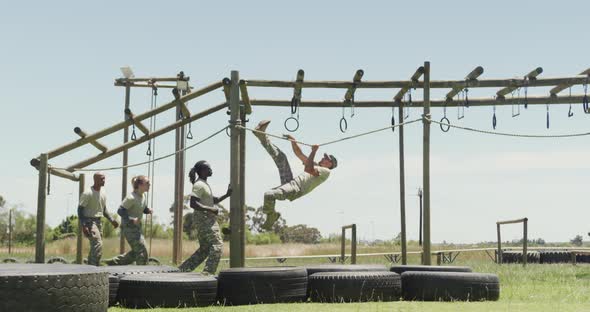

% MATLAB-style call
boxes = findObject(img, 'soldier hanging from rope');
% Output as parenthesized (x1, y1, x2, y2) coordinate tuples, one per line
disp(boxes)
(77, 172, 119, 266)
(253, 120, 337, 231)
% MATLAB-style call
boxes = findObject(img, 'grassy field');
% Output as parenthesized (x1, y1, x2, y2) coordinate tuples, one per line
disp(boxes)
(2, 240, 590, 311)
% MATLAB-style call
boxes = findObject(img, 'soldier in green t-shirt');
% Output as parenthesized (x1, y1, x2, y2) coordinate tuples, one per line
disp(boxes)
(253, 120, 337, 230)
(77, 172, 119, 266)
(104, 175, 153, 265)
(179, 161, 231, 274)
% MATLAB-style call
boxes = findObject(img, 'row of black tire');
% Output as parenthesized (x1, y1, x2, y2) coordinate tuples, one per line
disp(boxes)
(0, 264, 499, 311)
(500, 251, 590, 264)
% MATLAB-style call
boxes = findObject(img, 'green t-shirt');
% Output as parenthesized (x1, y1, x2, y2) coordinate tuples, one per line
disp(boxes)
(192, 178, 215, 221)
(79, 187, 107, 218)
(293, 166, 331, 197)
(121, 192, 146, 221)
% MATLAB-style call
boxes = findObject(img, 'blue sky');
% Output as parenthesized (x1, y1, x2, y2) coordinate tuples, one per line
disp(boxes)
(1, 0, 589, 243)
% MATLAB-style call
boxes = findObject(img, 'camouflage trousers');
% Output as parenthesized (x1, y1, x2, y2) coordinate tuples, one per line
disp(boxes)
(82, 218, 102, 266)
(257, 133, 293, 185)
(179, 215, 223, 274)
(107, 222, 148, 265)
(258, 133, 301, 213)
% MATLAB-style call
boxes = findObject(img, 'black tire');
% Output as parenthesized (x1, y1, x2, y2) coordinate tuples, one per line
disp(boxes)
(0, 264, 109, 312)
(501, 251, 540, 264)
(305, 264, 389, 276)
(98, 265, 180, 306)
(2, 257, 18, 263)
(218, 267, 307, 305)
(47, 256, 68, 264)
(309, 271, 401, 303)
(402, 271, 500, 301)
(118, 273, 217, 308)
(390, 265, 472, 274)
(540, 251, 570, 264)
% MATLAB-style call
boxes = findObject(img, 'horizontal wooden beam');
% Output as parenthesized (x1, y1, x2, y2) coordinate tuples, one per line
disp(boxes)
(66, 102, 227, 171)
(239, 80, 252, 115)
(46, 80, 223, 160)
(497, 218, 528, 225)
(249, 94, 586, 108)
(246, 75, 589, 90)
(124, 109, 150, 135)
(30, 158, 79, 182)
(115, 76, 189, 83)
(394, 67, 425, 101)
(73, 127, 108, 153)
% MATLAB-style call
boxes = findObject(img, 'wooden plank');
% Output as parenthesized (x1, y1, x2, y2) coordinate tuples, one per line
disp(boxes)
(497, 67, 543, 98)
(76, 174, 85, 264)
(223, 78, 231, 101)
(394, 66, 425, 101)
(114, 82, 178, 89)
(115, 77, 189, 83)
(229, 71, 244, 268)
(125, 109, 150, 135)
(29, 158, 79, 181)
(66, 103, 227, 171)
(344, 69, 364, 101)
(249, 94, 587, 108)
(239, 110, 247, 265)
(74, 127, 108, 153)
(446, 66, 484, 100)
(422, 61, 431, 265)
(550, 68, 590, 96)
(239, 80, 252, 115)
(35, 153, 48, 263)
(46, 81, 223, 160)
(497, 218, 527, 225)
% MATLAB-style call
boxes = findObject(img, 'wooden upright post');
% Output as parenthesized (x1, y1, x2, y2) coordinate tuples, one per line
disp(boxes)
(523, 218, 528, 267)
(351, 224, 357, 264)
(35, 153, 48, 263)
(76, 174, 85, 264)
(422, 61, 432, 265)
(341, 227, 346, 263)
(239, 109, 247, 264)
(8, 208, 12, 254)
(398, 102, 408, 265)
(497, 223, 502, 264)
(120, 83, 130, 254)
(229, 71, 244, 267)
(172, 90, 186, 265)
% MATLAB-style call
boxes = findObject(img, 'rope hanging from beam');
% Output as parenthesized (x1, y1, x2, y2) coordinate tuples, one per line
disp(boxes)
(52, 126, 228, 172)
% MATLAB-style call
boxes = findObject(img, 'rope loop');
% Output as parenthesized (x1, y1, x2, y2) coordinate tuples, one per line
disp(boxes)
(131, 125, 137, 141)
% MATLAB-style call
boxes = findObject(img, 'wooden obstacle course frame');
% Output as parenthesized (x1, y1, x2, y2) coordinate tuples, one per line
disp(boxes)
(31, 64, 590, 266)
(340, 224, 357, 264)
(497, 218, 528, 266)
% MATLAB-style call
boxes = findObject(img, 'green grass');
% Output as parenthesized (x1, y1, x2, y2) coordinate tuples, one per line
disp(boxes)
(3, 244, 590, 311)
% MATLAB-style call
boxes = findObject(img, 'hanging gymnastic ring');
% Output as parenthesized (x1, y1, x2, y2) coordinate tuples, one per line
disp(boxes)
(546, 112, 550, 129)
(492, 114, 497, 130)
(568, 105, 574, 117)
(225, 126, 231, 137)
(339, 117, 348, 133)
(290, 97, 299, 114)
(391, 115, 395, 133)
(583, 95, 589, 114)
(284, 117, 299, 132)
(439, 117, 451, 132)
